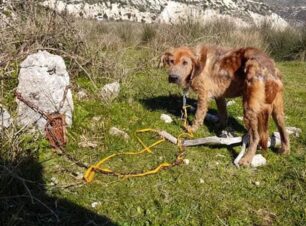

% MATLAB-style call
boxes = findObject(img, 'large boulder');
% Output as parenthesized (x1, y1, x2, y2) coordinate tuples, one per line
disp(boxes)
(16, 50, 73, 131)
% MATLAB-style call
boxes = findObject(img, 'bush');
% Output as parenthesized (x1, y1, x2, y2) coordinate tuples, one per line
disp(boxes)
(141, 24, 156, 43)
(259, 22, 306, 60)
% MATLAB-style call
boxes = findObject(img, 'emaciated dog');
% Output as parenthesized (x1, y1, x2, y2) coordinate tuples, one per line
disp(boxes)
(161, 45, 290, 166)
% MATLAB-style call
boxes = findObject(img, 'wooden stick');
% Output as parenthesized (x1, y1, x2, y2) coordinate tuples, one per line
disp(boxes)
(183, 136, 242, 147)
(158, 131, 177, 144)
(158, 130, 283, 148)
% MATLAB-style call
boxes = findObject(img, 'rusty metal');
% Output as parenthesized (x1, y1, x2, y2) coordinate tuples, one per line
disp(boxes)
(15, 87, 69, 148)
(45, 112, 67, 148)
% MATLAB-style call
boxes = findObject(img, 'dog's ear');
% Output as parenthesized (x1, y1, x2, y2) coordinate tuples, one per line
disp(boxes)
(190, 56, 201, 80)
(158, 51, 172, 68)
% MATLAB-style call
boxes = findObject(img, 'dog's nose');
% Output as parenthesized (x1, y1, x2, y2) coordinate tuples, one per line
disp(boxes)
(168, 74, 179, 83)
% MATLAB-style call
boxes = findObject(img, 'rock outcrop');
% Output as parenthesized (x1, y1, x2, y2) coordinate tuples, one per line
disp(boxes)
(41, 0, 289, 28)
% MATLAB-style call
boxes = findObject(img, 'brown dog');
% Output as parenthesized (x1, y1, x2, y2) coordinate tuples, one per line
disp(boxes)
(161, 44, 290, 166)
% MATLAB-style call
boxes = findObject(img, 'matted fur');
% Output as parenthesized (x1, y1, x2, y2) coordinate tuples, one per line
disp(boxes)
(161, 44, 290, 166)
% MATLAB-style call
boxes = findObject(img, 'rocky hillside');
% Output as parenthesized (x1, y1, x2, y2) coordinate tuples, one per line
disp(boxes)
(41, 0, 289, 28)
(265, 0, 306, 25)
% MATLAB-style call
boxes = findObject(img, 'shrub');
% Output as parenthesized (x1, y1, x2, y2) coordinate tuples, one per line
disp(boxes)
(141, 24, 156, 43)
(258, 22, 306, 60)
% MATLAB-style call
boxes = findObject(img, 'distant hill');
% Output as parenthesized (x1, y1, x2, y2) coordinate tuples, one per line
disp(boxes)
(2, 0, 305, 28)
(41, 0, 290, 28)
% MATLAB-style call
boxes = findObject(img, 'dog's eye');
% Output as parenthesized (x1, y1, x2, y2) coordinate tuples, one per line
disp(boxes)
(169, 59, 174, 64)
(182, 60, 188, 65)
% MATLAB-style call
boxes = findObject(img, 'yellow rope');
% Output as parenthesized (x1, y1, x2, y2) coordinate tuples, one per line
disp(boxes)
(84, 106, 193, 183)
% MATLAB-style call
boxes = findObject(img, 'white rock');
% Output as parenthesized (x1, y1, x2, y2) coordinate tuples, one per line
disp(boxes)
(254, 181, 260, 186)
(226, 100, 236, 106)
(237, 116, 243, 121)
(199, 178, 204, 184)
(219, 130, 235, 138)
(109, 127, 129, 140)
(75, 172, 84, 180)
(286, 127, 302, 137)
(16, 51, 73, 132)
(50, 177, 58, 185)
(160, 114, 173, 124)
(250, 154, 267, 168)
(100, 82, 120, 103)
(183, 159, 190, 165)
(77, 90, 88, 100)
(0, 105, 12, 130)
(78, 140, 98, 148)
(92, 116, 102, 122)
(91, 201, 101, 208)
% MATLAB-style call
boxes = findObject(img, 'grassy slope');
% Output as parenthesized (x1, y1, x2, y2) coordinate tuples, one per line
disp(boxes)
(35, 52, 306, 226)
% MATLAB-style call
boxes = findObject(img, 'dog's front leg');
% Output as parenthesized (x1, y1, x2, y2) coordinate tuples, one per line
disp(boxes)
(186, 94, 208, 133)
(215, 98, 228, 129)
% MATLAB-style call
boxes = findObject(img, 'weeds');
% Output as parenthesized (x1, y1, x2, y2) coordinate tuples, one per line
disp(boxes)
(141, 24, 156, 44)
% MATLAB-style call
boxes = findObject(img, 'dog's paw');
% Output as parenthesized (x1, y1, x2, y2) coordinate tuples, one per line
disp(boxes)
(238, 156, 252, 167)
(278, 145, 290, 155)
(184, 125, 198, 134)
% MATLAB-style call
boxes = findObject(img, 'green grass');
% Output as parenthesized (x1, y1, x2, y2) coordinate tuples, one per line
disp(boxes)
(35, 60, 306, 225)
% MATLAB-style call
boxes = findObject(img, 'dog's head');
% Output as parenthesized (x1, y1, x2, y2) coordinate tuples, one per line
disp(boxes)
(160, 47, 200, 89)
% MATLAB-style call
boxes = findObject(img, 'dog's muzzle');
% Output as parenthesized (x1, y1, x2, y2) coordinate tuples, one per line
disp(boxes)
(168, 74, 179, 83)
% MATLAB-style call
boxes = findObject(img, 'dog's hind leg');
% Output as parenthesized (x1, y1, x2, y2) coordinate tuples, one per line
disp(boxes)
(272, 91, 290, 154)
(240, 110, 261, 166)
(239, 78, 265, 166)
(258, 108, 270, 150)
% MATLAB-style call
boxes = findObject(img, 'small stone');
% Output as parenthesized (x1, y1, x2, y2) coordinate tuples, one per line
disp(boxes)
(78, 135, 98, 148)
(286, 127, 302, 137)
(160, 114, 173, 123)
(219, 130, 234, 138)
(78, 141, 98, 148)
(227, 100, 236, 106)
(199, 178, 204, 184)
(0, 105, 12, 130)
(100, 81, 120, 103)
(251, 154, 267, 168)
(92, 116, 102, 122)
(51, 177, 58, 185)
(254, 181, 260, 186)
(75, 172, 84, 180)
(183, 159, 190, 165)
(109, 127, 129, 140)
(91, 201, 101, 208)
(77, 90, 88, 100)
